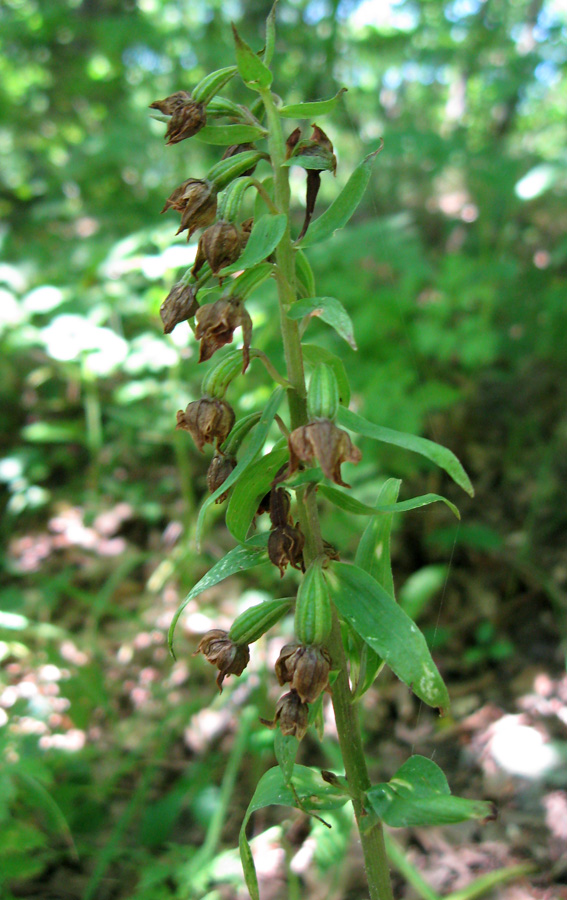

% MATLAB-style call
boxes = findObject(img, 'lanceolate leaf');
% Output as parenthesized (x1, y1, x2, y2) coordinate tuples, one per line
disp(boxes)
(326, 562, 450, 712)
(299, 143, 384, 248)
(302, 344, 350, 406)
(168, 534, 269, 657)
(279, 88, 348, 118)
(294, 248, 316, 297)
(239, 765, 347, 900)
(366, 756, 494, 827)
(196, 388, 284, 546)
(232, 24, 273, 90)
(221, 214, 287, 275)
(287, 296, 357, 350)
(318, 484, 460, 520)
(352, 478, 401, 699)
(355, 478, 402, 589)
(337, 406, 474, 497)
(263, 1, 278, 67)
(226, 447, 289, 541)
(195, 123, 267, 145)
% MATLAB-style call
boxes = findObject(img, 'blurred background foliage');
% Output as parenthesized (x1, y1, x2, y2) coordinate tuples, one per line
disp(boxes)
(1, 0, 567, 897)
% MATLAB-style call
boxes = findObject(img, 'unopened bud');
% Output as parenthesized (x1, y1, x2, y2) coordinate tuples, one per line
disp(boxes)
(160, 281, 199, 334)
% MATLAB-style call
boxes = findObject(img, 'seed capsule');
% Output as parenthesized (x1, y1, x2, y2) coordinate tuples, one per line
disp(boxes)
(295, 561, 332, 646)
(228, 597, 293, 645)
(307, 364, 340, 422)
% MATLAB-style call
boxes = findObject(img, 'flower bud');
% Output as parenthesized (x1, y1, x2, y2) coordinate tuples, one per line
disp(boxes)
(161, 179, 217, 240)
(275, 643, 331, 703)
(288, 419, 362, 488)
(195, 296, 252, 371)
(160, 281, 199, 334)
(193, 629, 249, 691)
(207, 452, 237, 502)
(150, 91, 207, 144)
(261, 690, 309, 740)
(176, 397, 235, 452)
(192, 221, 243, 277)
(268, 523, 305, 577)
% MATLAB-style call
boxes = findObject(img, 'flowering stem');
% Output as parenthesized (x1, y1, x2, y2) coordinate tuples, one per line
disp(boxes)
(261, 87, 394, 900)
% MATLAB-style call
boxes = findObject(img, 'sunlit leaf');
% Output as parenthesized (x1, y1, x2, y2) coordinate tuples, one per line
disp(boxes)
(318, 484, 460, 519)
(326, 562, 450, 712)
(195, 123, 267, 145)
(232, 24, 273, 90)
(226, 447, 289, 542)
(367, 756, 494, 827)
(287, 296, 357, 350)
(299, 144, 384, 247)
(337, 406, 474, 497)
(168, 534, 269, 658)
(279, 88, 347, 118)
(239, 765, 347, 900)
(221, 214, 287, 275)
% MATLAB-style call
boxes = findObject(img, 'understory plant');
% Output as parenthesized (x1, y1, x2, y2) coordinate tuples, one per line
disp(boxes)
(150, 7, 493, 899)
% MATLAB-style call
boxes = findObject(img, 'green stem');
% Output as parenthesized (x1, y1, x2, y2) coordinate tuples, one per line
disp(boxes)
(261, 86, 394, 900)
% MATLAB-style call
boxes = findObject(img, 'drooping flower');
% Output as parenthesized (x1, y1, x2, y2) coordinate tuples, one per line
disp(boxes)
(268, 523, 305, 577)
(161, 178, 217, 240)
(160, 281, 199, 334)
(287, 419, 362, 487)
(176, 398, 235, 452)
(192, 221, 243, 277)
(194, 629, 249, 691)
(206, 452, 237, 502)
(260, 690, 309, 740)
(275, 643, 331, 703)
(194, 296, 252, 371)
(150, 91, 207, 144)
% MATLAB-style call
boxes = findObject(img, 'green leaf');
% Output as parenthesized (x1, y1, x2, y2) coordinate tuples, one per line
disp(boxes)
(279, 88, 347, 118)
(274, 731, 299, 785)
(287, 296, 357, 350)
(226, 447, 289, 541)
(318, 484, 460, 520)
(168, 534, 270, 658)
(264, 1, 278, 67)
(337, 406, 474, 497)
(302, 344, 350, 406)
(221, 213, 287, 275)
(239, 765, 347, 900)
(196, 388, 284, 546)
(228, 262, 274, 299)
(294, 248, 316, 297)
(281, 153, 335, 172)
(366, 756, 494, 827)
(299, 143, 384, 247)
(355, 479, 401, 589)
(195, 123, 266, 144)
(232, 24, 273, 91)
(352, 478, 401, 699)
(326, 562, 450, 712)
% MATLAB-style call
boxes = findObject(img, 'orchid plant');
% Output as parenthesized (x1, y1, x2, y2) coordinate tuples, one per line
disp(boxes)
(150, 6, 492, 898)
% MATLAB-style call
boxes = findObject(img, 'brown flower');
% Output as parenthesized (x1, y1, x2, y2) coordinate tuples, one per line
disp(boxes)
(161, 179, 217, 240)
(194, 629, 250, 691)
(268, 523, 305, 577)
(194, 296, 252, 371)
(288, 419, 362, 488)
(269, 487, 292, 529)
(261, 690, 309, 740)
(176, 398, 235, 452)
(275, 644, 331, 703)
(150, 91, 207, 144)
(192, 221, 243, 277)
(207, 452, 237, 502)
(160, 281, 199, 334)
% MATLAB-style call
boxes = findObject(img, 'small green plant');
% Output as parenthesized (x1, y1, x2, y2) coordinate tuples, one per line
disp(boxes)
(150, 7, 493, 898)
